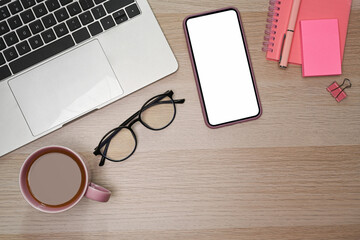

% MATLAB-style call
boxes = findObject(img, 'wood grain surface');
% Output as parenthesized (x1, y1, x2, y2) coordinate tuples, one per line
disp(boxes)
(1, 0, 360, 239)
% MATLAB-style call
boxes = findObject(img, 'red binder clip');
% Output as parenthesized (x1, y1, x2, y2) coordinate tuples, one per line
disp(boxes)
(327, 78, 351, 102)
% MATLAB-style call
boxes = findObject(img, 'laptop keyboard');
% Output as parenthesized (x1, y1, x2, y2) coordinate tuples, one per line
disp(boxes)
(0, 0, 141, 81)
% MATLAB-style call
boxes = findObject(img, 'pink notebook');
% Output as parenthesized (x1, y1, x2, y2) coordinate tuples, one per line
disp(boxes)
(300, 19, 341, 77)
(263, 0, 352, 65)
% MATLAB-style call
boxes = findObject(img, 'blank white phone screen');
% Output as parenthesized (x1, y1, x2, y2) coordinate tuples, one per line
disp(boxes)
(186, 9, 260, 126)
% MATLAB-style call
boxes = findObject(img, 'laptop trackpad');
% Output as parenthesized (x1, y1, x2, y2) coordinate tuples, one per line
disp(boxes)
(9, 40, 123, 136)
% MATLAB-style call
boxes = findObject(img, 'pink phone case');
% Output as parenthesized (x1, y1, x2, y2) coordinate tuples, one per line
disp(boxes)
(183, 7, 262, 129)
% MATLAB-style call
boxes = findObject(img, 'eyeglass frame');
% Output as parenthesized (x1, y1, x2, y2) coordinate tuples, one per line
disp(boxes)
(93, 90, 185, 166)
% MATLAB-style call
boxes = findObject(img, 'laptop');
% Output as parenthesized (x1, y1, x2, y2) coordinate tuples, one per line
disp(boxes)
(0, 0, 178, 157)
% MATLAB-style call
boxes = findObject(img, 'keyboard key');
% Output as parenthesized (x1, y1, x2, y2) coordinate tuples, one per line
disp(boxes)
(46, 0, 60, 12)
(66, 16, 81, 31)
(0, 0, 11, 7)
(72, 27, 90, 43)
(29, 34, 43, 49)
(79, 0, 94, 10)
(94, 0, 105, 4)
(0, 37, 5, 50)
(20, 0, 36, 9)
(4, 31, 19, 46)
(4, 46, 18, 61)
(20, 9, 35, 24)
(91, 5, 106, 19)
(0, 21, 9, 35)
(104, 0, 134, 14)
(41, 28, 56, 43)
(100, 15, 115, 30)
(7, 15, 22, 30)
(42, 13, 57, 28)
(79, 10, 93, 25)
(54, 7, 69, 22)
(16, 25, 31, 40)
(8, 1, 23, 14)
(0, 52, 5, 65)
(0, 6, 10, 20)
(113, 9, 127, 24)
(67, 2, 81, 16)
(60, 0, 72, 6)
(10, 35, 75, 74)
(29, 20, 44, 34)
(33, 3, 47, 18)
(16, 40, 31, 55)
(88, 21, 102, 36)
(0, 65, 11, 81)
(125, 4, 140, 18)
(54, 22, 68, 37)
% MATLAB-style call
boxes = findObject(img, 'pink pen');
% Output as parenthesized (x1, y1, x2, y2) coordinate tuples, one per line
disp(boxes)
(279, 0, 302, 68)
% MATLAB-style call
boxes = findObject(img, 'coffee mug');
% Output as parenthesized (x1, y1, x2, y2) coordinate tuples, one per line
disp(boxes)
(19, 146, 111, 213)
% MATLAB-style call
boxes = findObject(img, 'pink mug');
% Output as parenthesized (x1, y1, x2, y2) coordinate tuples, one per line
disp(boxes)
(19, 146, 111, 213)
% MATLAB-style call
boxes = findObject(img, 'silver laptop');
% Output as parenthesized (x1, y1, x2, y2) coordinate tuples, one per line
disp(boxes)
(0, 0, 178, 157)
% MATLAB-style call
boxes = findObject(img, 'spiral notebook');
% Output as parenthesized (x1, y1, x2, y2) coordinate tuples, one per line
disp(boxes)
(263, 0, 352, 65)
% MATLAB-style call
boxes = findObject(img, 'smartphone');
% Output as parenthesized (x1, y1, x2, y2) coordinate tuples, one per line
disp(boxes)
(183, 8, 262, 128)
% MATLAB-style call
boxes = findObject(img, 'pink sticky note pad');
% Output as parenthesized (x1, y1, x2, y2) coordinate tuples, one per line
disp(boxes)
(300, 19, 342, 77)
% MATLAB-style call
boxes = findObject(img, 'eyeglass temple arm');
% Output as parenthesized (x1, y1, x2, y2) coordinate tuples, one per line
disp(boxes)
(118, 93, 184, 126)
(140, 98, 185, 112)
(119, 97, 185, 126)
(174, 99, 185, 104)
(120, 110, 141, 126)
(99, 144, 109, 166)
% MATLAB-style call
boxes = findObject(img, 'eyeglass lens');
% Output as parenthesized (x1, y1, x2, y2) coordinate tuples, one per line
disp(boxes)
(100, 127, 136, 161)
(140, 96, 175, 130)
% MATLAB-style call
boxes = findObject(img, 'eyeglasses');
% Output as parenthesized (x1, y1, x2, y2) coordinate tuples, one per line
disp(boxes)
(93, 90, 185, 166)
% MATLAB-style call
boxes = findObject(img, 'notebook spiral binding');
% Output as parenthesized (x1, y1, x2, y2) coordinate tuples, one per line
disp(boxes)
(262, 0, 281, 52)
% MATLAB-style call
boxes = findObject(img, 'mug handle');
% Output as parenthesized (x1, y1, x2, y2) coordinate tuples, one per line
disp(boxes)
(85, 183, 111, 202)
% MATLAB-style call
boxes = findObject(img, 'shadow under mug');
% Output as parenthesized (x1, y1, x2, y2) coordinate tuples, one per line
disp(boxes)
(19, 145, 111, 213)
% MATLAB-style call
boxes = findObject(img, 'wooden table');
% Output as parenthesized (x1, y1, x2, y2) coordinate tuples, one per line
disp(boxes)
(1, 0, 359, 239)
